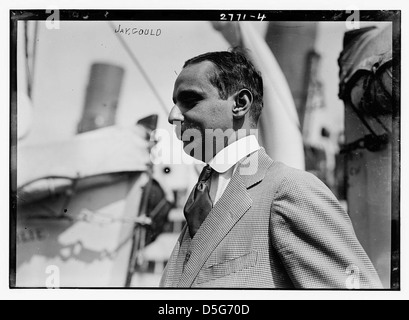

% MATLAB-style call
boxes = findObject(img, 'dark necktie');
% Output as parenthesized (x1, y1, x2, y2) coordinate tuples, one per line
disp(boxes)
(184, 165, 214, 238)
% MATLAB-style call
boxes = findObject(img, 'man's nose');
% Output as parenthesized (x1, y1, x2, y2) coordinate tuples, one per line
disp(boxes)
(168, 105, 184, 125)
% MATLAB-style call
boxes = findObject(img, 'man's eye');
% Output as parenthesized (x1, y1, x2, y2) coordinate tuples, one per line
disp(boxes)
(183, 100, 198, 108)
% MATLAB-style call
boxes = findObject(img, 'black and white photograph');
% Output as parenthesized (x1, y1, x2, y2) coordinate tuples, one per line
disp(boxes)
(3, 1, 405, 301)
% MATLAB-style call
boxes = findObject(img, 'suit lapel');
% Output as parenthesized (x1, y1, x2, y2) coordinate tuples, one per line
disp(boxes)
(160, 225, 189, 287)
(177, 169, 252, 287)
(177, 148, 273, 287)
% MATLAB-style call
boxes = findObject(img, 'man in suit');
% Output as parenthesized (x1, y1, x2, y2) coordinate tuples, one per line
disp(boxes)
(160, 49, 382, 288)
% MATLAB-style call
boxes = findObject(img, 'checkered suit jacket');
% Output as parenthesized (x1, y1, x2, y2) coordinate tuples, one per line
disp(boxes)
(160, 148, 383, 288)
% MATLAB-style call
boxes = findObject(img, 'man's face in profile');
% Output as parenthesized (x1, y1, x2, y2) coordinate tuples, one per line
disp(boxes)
(169, 61, 234, 161)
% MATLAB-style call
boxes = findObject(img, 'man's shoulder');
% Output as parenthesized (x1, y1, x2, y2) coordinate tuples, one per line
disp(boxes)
(264, 160, 336, 206)
(267, 160, 314, 179)
(243, 148, 324, 192)
(261, 154, 326, 193)
(262, 155, 313, 182)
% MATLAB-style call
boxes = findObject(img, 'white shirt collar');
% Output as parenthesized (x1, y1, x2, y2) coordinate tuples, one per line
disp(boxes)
(208, 135, 260, 173)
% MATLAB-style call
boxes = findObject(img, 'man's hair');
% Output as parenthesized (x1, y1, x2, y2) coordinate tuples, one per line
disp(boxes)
(183, 48, 263, 126)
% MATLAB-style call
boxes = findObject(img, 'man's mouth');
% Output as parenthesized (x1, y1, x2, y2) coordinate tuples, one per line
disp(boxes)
(174, 122, 204, 147)
(174, 122, 196, 140)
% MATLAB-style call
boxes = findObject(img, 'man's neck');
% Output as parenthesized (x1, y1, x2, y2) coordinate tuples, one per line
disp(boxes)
(203, 128, 257, 163)
(207, 134, 260, 173)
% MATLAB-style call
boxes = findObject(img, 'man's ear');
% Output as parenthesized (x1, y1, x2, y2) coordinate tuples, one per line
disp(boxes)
(232, 89, 253, 119)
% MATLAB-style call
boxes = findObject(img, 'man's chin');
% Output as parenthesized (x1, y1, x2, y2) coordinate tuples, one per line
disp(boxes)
(182, 140, 205, 162)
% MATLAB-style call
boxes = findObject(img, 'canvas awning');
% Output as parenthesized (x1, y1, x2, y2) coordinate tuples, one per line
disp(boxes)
(17, 125, 151, 203)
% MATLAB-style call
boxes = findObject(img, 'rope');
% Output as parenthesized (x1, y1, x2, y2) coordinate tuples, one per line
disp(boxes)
(27, 207, 153, 226)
